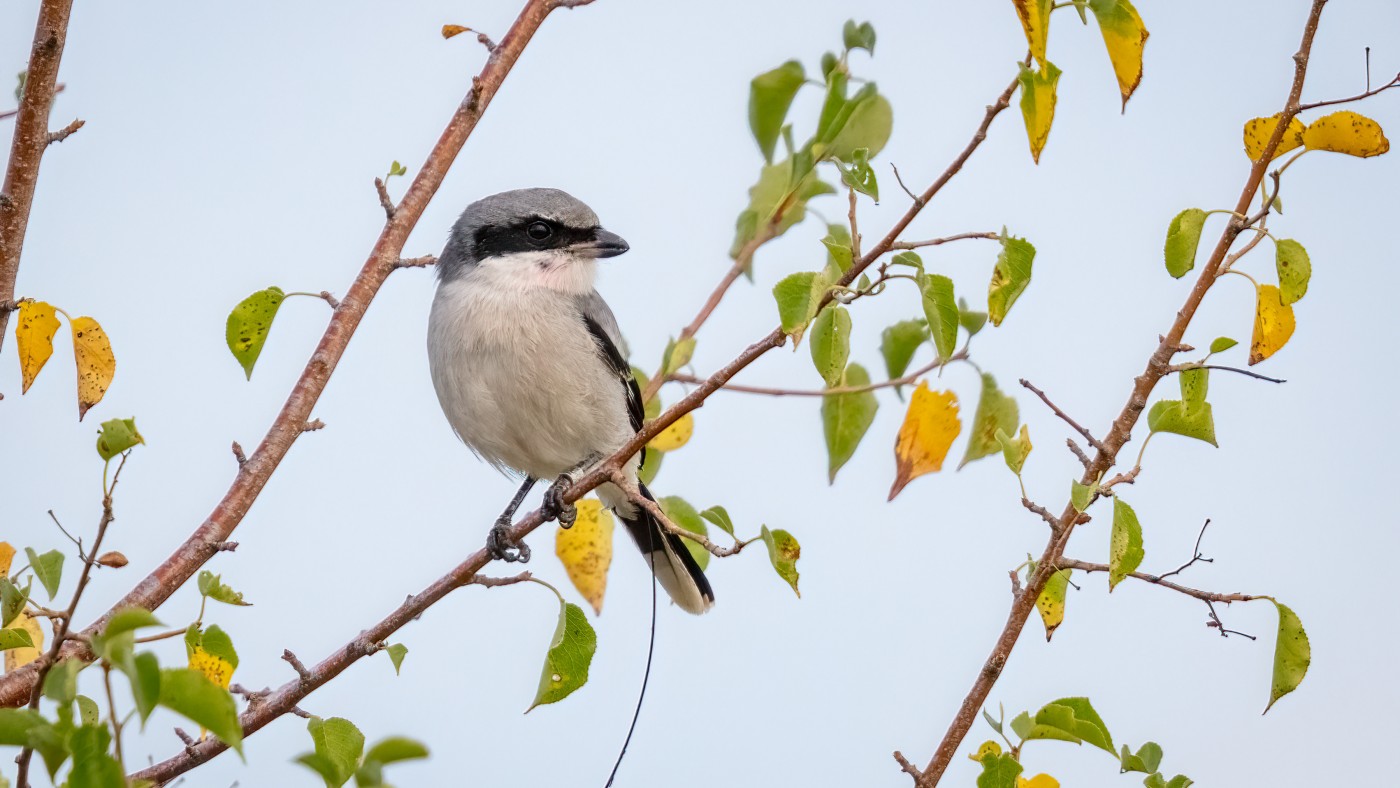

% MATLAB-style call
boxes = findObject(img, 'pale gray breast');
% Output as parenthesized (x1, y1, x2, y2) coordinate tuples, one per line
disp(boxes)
(427, 277, 634, 480)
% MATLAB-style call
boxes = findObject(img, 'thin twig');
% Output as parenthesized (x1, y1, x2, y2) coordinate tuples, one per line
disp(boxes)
(609, 471, 746, 558)
(392, 255, 437, 269)
(1065, 438, 1091, 469)
(889, 231, 999, 250)
(1019, 379, 1107, 453)
(890, 163, 924, 207)
(467, 571, 533, 588)
(1297, 70, 1400, 111)
(281, 650, 312, 684)
(1021, 498, 1060, 532)
(1157, 519, 1215, 581)
(45, 117, 83, 145)
(670, 351, 967, 398)
(374, 177, 395, 219)
(1176, 364, 1287, 384)
(894, 751, 923, 780)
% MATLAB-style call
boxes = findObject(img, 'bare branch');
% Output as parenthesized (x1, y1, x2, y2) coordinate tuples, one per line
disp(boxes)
(893, 751, 923, 780)
(46, 117, 83, 145)
(374, 177, 395, 219)
(1021, 498, 1060, 532)
(1066, 438, 1091, 469)
(1298, 70, 1400, 111)
(1178, 363, 1287, 384)
(889, 231, 999, 250)
(281, 649, 312, 684)
(467, 571, 534, 589)
(1056, 558, 1256, 606)
(393, 254, 437, 269)
(670, 351, 966, 398)
(1020, 378, 1107, 453)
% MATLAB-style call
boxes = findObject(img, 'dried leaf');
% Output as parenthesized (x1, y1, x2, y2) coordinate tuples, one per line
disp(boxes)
(1012, 0, 1052, 67)
(15, 300, 60, 394)
(70, 316, 115, 420)
(1249, 284, 1295, 365)
(1088, 0, 1149, 109)
(889, 383, 961, 500)
(441, 24, 470, 39)
(1301, 110, 1390, 158)
(555, 499, 613, 615)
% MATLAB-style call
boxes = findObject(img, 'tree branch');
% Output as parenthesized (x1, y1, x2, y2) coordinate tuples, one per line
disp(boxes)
(669, 351, 967, 397)
(0, 0, 585, 708)
(0, 0, 75, 359)
(911, 4, 1330, 783)
(1019, 378, 1107, 453)
(1056, 558, 1256, 606)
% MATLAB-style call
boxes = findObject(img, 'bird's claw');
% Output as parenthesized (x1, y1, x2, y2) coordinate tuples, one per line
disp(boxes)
(543, 474, 576, 529)
(487, 517, 530, 563)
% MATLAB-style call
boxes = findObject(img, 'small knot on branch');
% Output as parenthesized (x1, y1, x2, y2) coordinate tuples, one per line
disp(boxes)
(893, 751, 923, 780)
(374, 177, 396, 219)
(393, 255, 437, 270)
(301, 419, 326, 433)
(231, 441, 247, 466)
(317, 291, 340, 309)
(174, 728, 201, 760)
(282, 649, 312, 684)
(214, 541, 239, 553)
(46, 118, 84, 145)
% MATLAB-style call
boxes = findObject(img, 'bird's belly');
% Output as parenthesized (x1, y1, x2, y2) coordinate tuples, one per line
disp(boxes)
(428, 281, 631, 480)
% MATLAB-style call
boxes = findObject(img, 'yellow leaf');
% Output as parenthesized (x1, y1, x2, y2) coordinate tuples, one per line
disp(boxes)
(1012, 0, 1052, 67)
(1250, 284, 1295, 366)
(889, 383, 961, 501)
(649, 412, 694, 453)
(1037, 568, 1071, 641)
(1018, 775, 1061, 788)
(441, 24, 471, 39)
(968, 740, 1002, 762)
(555, 499, 614, 615)
(70, 316, 115, 420)
(1088, 0, 1150, 110)
(0, 542, 14, 577)
(4, 613, 44, 672)
(15, 300, 61, 394)
(1301, 110, 1390, 158)
(1018, 61, 1062, 164)
(1242, 114, 1306, 161)
(189, 647, 235, 689)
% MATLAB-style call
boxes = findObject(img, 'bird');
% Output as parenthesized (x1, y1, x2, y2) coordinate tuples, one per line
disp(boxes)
(426, 188, 714, 614)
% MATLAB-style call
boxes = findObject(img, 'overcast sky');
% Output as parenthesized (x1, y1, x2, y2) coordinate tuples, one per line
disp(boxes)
(2, 1, 1397, 786)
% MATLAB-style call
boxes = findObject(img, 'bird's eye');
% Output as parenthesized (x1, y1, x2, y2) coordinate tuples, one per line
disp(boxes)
(526, 221, 553, 241)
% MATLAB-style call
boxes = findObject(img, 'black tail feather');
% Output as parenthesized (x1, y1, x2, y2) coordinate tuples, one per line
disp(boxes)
(619, 481, 714, 611)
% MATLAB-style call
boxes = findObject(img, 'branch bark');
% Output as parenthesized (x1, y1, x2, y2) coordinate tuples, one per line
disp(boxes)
(911, 3, 1329, 783)
(0, 0, 590, 708)
(0, 0, 76, 358)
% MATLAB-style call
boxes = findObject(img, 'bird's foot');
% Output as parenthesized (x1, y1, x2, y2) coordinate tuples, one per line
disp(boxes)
(543, 473, 577, 529)
(487, 517, 531, 563)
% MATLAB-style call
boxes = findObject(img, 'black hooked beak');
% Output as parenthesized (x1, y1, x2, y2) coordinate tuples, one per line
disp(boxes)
(576, 228, 630, 259)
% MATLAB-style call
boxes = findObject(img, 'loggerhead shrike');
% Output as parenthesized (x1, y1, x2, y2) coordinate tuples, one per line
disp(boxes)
(427, 188, 714, 614)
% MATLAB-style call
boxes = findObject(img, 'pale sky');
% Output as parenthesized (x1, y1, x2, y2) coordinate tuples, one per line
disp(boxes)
(2, 1, 1397, 786)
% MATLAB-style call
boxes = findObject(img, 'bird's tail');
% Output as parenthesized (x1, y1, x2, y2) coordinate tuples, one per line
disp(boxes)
(608, 480, 714, 615)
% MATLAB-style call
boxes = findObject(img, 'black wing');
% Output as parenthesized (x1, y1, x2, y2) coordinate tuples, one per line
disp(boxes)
(579, 311, 646, 436)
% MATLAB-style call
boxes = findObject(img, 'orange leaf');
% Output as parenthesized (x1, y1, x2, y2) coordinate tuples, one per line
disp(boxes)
(889, 383, 960, 500)
(1250, 284, 1295, 365)
(441, 24, 471, 39)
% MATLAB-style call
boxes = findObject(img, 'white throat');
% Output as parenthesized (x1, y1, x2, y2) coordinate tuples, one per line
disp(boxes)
(473, 250, 597, 296)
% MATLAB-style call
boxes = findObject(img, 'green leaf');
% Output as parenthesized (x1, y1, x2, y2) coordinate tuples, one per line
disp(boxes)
(699, 506, 736, 538)
(75, 695, 100, 726)
(0, 578, 28, 627)
(1070, 479, 1098, 513)
(760, 526, 801, 597)
(996, 425, 1033, 476)
(25, 548, 63, 601)
(95, 417, 145, 460)
(809, 306, 852, 388)
(988, 234, 1035, 326)
(1009, 711, 1033, 741)
(158, 668, 244, 754)
(1120, 741, 1164, 773)
(529, 601, 597, 710)
(839, 147, 879, 200)
(0, 708, 45, 745)
(0, 626, 32, 651)
(197, 570, 252, 606)
(1209, 336, 1238, 354)
(919, 273, 959, 362)
(101, 607, 163, 640)
(1274, 238, 1311, 305)
(1037, 567, 1070, 641)
(748, 60, 806, 163)
(730, 158, 835, 257)
(1017, 60, 1063, 164)
(226, 286, 286, 380)
(1041, 697, 1115, 755)
(822, 363, 878, 482)
(659, 496, 709, 572)
(68, 724, 122, 788)
(1145, 775, 1195, 788)
(982, 708, 1003, 735)
(958, 298, 988, 337)
(959, 374, 1019, 469)
(821, 223, 854, 277)
(661, 336, 696, 377)
(772, 271, 826, 342)
(296, 717, 364, 788)
(1265, 600, 1311, 713)
(43, 658, 82, 705)
(976, 752, 1023, 788)
(1109, 498, 1145, 591)
(842, 19, 876, 54)
(1164, 208, 1207, 278)
(132, 652, 161, 723)
(1179, 367, 1208, 408)
(1147, 399, 1216, 446)
(199, 624, 240, 670)
(879, 319, 928, 391)
(827, 92, 893, 163)
(364, 736, 429, 766)
(890, 250, 924, 272)
(385, 643, 408, 675)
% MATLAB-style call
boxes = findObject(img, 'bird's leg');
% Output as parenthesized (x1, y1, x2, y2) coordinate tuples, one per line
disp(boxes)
(488, 477, 536, 563)
(543, 454, 601, 529)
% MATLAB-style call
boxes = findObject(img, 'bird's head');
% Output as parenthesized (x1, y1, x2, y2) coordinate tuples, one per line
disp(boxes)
(437, 188, 629, 294)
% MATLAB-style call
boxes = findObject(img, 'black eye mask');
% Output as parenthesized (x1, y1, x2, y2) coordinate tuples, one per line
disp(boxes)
(472, 218, 600, 258)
